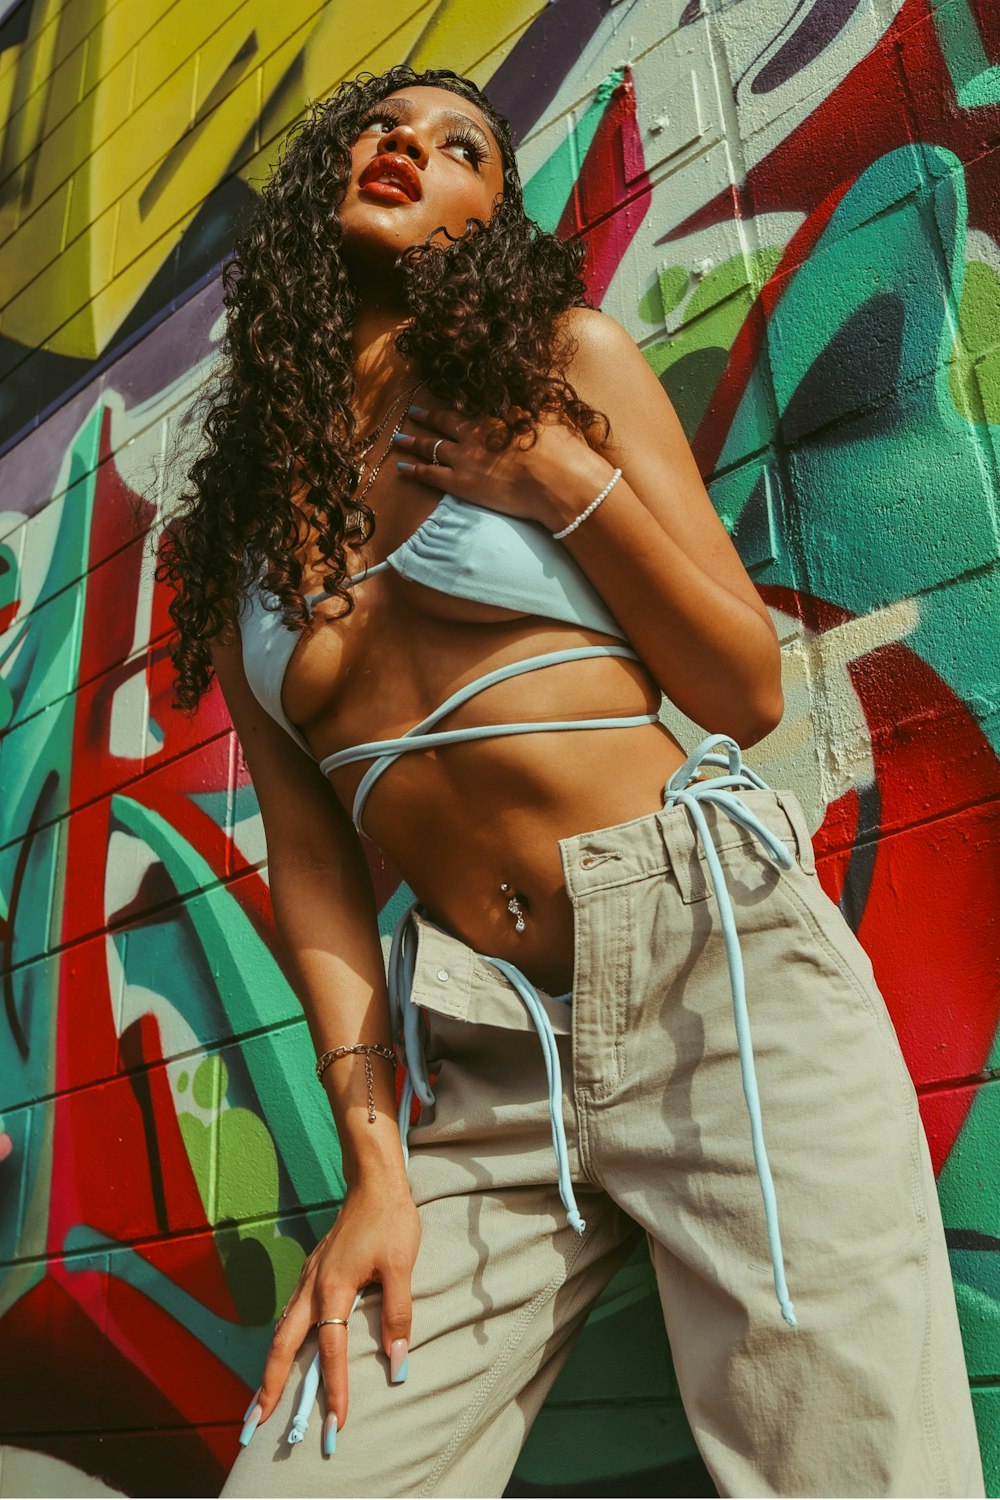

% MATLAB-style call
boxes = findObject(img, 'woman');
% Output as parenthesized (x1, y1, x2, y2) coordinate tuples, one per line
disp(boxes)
(160, 65, 983, 1498)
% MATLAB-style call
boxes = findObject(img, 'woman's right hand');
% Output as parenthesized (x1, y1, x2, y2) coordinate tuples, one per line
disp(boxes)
(244, 1176, 422, 1451)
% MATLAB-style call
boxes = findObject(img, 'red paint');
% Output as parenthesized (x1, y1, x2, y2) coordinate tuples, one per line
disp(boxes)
(760, 585, 1000, 1170)
(557, 68, 652, 303)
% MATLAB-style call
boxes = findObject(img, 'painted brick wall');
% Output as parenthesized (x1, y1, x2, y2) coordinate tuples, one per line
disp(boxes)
(0, 1, 998, 1495)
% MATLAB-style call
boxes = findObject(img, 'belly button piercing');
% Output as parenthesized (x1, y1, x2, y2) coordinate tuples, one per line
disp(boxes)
(499, 882, 527, 933)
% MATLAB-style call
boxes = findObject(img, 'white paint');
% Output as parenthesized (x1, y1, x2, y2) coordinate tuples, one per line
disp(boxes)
(104, 829, 159, 924)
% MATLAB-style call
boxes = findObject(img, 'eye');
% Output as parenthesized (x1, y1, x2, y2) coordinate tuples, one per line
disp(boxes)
(445, 128, 487, 171)
(358, 108, 402, 137)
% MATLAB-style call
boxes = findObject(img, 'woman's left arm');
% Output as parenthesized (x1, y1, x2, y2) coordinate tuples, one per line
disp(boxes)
(398, 308, 783, 746)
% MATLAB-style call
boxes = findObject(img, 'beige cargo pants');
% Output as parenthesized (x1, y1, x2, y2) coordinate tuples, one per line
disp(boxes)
(224, 788, 984, 1498)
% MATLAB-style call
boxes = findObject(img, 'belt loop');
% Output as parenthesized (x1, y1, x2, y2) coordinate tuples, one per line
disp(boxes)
(772, 791, 816, 875)
(657, 805, 709, 904)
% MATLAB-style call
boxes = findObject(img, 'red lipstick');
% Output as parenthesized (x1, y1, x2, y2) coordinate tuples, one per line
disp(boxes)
(358, 155, 422, 202)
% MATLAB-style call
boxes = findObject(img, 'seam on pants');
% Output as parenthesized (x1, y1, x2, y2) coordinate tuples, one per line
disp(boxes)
(418, 1215, 595, 1498)
(611, 882, 631, 1093)
(775, 873, 950, 1492)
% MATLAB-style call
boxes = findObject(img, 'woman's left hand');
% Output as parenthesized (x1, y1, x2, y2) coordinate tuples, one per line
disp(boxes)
(391, 404, 612, 532)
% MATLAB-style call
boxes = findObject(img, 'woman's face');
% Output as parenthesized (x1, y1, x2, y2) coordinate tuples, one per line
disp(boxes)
(338, 85, 505, 268)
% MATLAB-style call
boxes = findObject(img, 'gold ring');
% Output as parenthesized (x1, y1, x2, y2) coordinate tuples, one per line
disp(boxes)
(315, 1316, 350, 1331)
(431, 438, 444, 465)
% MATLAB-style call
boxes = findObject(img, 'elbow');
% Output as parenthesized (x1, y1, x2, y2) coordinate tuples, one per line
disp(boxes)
(737, 681, 784, 749)
(738, 629, 784, 747)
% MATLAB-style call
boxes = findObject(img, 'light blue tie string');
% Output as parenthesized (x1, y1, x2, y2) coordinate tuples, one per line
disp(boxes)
(387, 899, 436, 1162)
(290, 1288, 365, 1444)
(663, 733, 798, 1329)
(477, 956, 586, 1235)
(386, 902, 585, 1233)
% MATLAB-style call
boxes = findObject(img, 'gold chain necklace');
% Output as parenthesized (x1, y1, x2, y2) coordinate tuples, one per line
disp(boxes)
(344, 378, 426, 532)
(358, 372, 425, 471)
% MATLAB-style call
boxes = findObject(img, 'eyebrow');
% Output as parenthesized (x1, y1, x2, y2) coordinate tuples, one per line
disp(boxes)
(376, 96, 494, 156)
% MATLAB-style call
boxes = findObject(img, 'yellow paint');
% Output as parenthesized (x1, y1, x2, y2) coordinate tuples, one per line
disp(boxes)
(0, 0, 534, 360)
(405, 0, 543, 74)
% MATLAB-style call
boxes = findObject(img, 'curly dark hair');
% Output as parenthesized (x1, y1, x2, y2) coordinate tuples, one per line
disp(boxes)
(157, 64, 609, 710)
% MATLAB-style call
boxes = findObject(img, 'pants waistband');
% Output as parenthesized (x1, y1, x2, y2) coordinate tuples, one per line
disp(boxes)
(560, 785, 815, 902)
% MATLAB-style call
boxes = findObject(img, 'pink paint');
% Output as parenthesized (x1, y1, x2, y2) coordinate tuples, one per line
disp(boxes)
(0, 1132, 12, 1163)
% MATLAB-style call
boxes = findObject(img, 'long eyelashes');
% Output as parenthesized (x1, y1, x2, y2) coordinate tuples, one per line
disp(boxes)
(356, 107, 488, 171)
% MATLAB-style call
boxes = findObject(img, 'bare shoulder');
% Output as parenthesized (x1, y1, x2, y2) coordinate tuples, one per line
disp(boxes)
(557, 306, 642, 369)
(554, 306, 683, 460)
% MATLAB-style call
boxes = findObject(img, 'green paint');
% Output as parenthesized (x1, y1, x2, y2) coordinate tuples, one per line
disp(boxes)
(637, 265, 690, 326)
(936, 1084, 1000, 1384)
(514, 1244, 697, 1486)
(178, 1114, 214, 1219)
(714, 147, 1000, 758)
(938, 1080, 1000, 1241)
(639, 250, 783, 448)
(179, 1056, 307, 1320)
(686, 249, 778, 323)
(933, 0, 1000, 109)
(971, 1388, 1000, 1498)
(177, 1070, 189, 1093)
(658, 263, 690, 317)
(952, 1276, 1000, 1385)
(110, 796, 344, 1209)
(0, 402, 103, 1276)
(950, 260, 1000, 423)
(216, 1107, 278, 1223)
(522, 70, 623, 233)
(192, 1054, 227, 1111)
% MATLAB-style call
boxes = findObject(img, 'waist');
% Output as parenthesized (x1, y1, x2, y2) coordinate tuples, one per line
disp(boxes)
(362, 724, 686, 991)
(391, 783, 816, 1008)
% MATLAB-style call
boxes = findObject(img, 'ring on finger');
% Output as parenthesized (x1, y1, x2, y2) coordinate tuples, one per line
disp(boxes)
(431, 438, 445, 466)
(315, 1316, 350, 1332)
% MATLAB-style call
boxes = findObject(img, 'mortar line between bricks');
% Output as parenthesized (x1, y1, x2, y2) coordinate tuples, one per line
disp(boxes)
(0, 724, 235, 858)
(0, 1420, 244, 1440)
(0, 863, 271, 980)
(815, 787, 1000, 864)
(917, 1068, 1000, 1098)
(0, 1200, 350, 1270)
(0, 1011, 306, 1113)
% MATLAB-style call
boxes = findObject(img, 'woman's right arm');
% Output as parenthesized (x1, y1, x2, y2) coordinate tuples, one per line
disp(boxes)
(210, 630, 420, 1446)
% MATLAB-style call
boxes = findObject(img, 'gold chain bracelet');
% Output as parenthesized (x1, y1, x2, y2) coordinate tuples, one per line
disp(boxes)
(315, 1043, 396, 1123)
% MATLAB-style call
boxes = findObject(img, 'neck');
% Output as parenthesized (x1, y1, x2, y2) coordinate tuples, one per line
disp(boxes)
(351, 292, 420, 427)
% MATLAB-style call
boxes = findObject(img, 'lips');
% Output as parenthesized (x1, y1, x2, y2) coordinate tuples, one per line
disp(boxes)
(358, 155, 422, 201)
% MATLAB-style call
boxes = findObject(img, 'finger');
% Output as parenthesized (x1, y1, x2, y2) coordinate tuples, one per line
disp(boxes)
(246, 1299, 313, 1437)
(380, 1262, 413, 1386)
(395, 459, 450, 489)
(406, 404, 463, 439)
(390, 431, 456, 466)
(315, 1300, 353, 1436)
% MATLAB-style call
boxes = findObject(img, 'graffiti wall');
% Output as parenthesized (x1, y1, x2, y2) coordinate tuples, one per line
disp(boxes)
(0, 0, 998, 1494)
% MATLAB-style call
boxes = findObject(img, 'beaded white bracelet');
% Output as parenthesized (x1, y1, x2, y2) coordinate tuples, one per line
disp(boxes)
(551, 467, 623, 540)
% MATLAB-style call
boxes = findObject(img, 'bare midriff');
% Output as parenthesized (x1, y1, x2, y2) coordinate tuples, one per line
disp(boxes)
(282, 457, 687, 997)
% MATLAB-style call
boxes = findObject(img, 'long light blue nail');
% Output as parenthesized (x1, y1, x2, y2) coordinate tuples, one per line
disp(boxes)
(390, 1339, 409, 1384)
(239, 1404, 262, 1447)
(396, 460, 415, 472)
(242, 1387, 261, 1423)
(408, 405, 428, 419)
(323, 1413, 338, 1457)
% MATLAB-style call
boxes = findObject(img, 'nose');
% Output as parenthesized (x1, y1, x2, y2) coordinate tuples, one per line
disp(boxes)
(375, 123, 428, 167)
